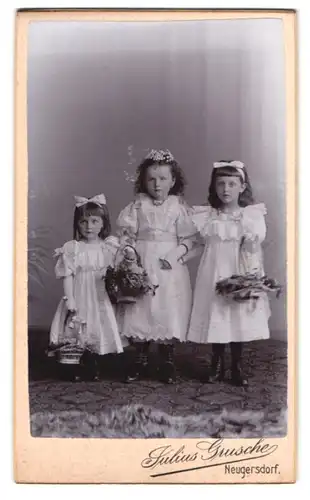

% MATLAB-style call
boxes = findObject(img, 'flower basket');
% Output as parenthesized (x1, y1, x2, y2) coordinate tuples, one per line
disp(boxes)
(105, 245, 158, 304)
(216, 273, 282, 302)
(57, 344, 85, 365)
(46, 314, 87, 364)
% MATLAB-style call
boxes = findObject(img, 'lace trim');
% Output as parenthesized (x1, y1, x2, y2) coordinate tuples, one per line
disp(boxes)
(192, 204, 266, 241)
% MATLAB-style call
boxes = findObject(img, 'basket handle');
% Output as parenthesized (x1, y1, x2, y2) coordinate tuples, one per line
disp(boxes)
(64, 309, 76, 327)
(114, 244, 142, 267)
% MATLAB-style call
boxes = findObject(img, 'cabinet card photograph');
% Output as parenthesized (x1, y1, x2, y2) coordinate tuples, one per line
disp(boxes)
(14, 8, 297, 484)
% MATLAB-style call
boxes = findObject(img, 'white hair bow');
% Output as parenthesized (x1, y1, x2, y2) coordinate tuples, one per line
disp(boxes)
(213, 161, 245, 181)
(213, 161, 244, 169)
(74, 194, 107, 207)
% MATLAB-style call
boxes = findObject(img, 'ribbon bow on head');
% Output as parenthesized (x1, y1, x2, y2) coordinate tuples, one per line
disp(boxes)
(213, 161, 245, 182)
(74, 194, 107, 208)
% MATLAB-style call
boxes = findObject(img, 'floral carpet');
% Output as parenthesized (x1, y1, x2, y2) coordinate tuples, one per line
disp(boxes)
(29, 339, 287, 437)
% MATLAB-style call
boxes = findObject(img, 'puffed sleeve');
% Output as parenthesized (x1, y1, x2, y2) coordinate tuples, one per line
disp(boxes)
(175, 201, 205, 263)
(54, 240, 76, 278)
(242, 203, 267, 243)
(176, 200, 198, 244)
(102, 235, 121, 269)
(191, 205, 214, 239)
(116, 200, 139, 247)
(240, 204, 267, 275)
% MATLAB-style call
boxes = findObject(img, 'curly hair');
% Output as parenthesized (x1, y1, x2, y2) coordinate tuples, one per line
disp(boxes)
(134, 156, 186, 196)
(73, 202, 111, 241)
(208, 164, 254, 208)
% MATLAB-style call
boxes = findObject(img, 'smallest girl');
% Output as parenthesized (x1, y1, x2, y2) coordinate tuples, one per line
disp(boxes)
(49, 194, 124, 380)
(187, 161, 270, 386)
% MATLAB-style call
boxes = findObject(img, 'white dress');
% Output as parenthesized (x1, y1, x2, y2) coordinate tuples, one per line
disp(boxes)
(49, 237, 124, 355)
(187, 204, 271, 344)
(116, 194, 196, 342)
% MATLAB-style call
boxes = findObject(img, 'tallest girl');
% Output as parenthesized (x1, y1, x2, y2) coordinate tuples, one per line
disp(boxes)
(187, 161, 271, 386)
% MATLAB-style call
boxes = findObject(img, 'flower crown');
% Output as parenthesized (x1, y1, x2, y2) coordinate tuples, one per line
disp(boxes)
(145, 149, 175, 164)
(123, 147, 176, 184)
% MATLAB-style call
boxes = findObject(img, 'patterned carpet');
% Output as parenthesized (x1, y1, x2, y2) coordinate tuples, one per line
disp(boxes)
(29, 339, 287, 423)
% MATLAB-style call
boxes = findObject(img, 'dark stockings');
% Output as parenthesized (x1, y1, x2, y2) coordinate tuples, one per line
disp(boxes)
(230, 342, 248, 386)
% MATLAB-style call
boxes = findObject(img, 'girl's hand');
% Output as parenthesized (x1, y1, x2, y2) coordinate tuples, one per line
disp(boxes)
(159, 258, 172, 270)
(64, 296, 77, 313)
(241, 236, 259, 254)
(161, 244, 188, 270)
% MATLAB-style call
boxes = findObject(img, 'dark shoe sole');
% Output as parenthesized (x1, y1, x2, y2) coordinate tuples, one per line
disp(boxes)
(158, 362, 176, 384)
(207, 368, 226, 383)
(124, 363, 149, 382)
(124, 374, 140, 383)
(230, 377, 249, 387)
(208, 376, 225, 384)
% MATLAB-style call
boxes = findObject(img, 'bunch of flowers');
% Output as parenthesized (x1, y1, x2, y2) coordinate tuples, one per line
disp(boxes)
(105, 245, 158, 304)
(216, 273, 282, 302)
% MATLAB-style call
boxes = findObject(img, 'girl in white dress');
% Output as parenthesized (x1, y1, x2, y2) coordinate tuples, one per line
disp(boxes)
(49, 194, 123, 380)
(116, 149, 196, 383)
(187, 161, 270, 386)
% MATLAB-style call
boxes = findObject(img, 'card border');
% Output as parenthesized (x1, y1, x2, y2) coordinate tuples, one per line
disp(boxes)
(14, 8, 297, 484)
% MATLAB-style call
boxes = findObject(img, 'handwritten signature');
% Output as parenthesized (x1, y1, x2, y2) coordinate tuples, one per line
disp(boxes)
(141, 438, 278, 478)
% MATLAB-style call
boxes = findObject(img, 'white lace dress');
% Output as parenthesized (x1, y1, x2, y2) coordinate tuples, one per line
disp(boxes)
(116, 194, 196, 342)
(49, 237, 124, 355)
(187, 204, 271, 344)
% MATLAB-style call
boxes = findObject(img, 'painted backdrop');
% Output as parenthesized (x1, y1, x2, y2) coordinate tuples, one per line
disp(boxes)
(28, 19, 286, 338)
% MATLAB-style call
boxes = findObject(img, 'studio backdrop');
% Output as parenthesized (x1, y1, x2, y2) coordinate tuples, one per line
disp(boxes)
(27, 19, 286, 338)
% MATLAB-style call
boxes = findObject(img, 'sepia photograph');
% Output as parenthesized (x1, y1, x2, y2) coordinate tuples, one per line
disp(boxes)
(14, 9, 296, 483)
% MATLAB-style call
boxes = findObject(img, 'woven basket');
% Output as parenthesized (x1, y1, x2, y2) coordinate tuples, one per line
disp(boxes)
(58, 344, 84, 365)
(105, 245, 157, 304)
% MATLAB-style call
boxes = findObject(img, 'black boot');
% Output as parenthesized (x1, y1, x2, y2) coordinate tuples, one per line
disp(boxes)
(230, 342, 248, 387)
(91, 353, 101, 381)
(125, 342, 150, 382)
(80, 351, 100, 381)
(208, 343, 226, 383)
(158, 344, 176, 384)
